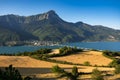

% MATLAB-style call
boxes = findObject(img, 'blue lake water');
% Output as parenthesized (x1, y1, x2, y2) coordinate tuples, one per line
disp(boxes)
(64, 42, 120, 51)
(0, 46, 61, 54)
(0, 42, 120, 54)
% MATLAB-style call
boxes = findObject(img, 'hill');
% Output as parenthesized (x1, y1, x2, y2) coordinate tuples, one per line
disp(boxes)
(0, 50, 114, 79)
(0, 50, 114, 72)
(0, 10, 120, 43)
(51, 51, 112, 66)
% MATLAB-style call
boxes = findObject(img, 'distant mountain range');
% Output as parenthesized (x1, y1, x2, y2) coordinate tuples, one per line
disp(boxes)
(0, 10, 120, 43)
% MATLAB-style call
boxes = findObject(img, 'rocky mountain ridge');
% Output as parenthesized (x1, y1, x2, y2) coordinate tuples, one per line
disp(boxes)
(0, 10, 120, 43)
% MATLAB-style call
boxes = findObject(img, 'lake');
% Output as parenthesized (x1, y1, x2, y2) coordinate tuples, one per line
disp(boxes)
(0, 42, 120, 54)
(64, 42, 120, 51)
(0, 46, 61, 54)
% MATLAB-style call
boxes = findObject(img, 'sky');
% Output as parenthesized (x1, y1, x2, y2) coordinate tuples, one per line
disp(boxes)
(0, 0, 120, 29)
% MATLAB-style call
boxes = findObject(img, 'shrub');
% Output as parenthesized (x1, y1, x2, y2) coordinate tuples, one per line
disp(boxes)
(0, 65, 32, 80)
(94, 64, 98, 67)
(91, 68, 104, 80)
(52, 65, 80, 80)
(114, 64, 120, 74)
(83, 61, 90, 66)
(0, 65, 22, 80)
(16, 48, 52, 56)
(103, 50, 120, 59)
(109, 59, 120, 67)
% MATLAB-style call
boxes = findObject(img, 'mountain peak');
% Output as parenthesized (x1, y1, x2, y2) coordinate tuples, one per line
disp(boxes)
(42, 10, 63, 22)
(45, 10, 58, 17)
(0, 10, 120, 42)
(23, 10, 62, 23)
(47, 10, 56, 14)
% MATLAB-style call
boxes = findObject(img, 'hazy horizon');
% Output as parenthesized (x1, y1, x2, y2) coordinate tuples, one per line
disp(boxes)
(0, 0, 120, 29)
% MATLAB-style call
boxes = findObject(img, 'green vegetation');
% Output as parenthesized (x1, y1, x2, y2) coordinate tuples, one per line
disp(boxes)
(0, 27, 20, 43)
(103, 50, 120, 59)
(1, 47, 112, 67)
(102, 50, 120, 78)
(0, 65, 22, 80)
(91, 68, 104, 80)
(30, 46, 83, 59)
(114, 64, 120, 74)
(0, 47, 118, 79)
(109, 59, 120, 67)
(52, 65, 80, 80)
(102, 50, 120, 67)
(0, 48, 51, 56)
(1, 10, 120, 43)
(0, 65, 32, 80)
(83, 61, 91, 66)
(16, 48, 51, 56)
(0, 47, 84, 66)
(29, 47, 84, 66)
(59, 46, 82, 54)
(49, 46, 83, 57)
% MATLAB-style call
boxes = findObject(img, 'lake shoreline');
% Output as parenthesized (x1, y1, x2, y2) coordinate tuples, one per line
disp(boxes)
(0, 42, 120, 54)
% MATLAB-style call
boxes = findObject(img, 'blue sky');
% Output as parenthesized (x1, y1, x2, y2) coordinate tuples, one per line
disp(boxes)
(0, 0, 120, 29)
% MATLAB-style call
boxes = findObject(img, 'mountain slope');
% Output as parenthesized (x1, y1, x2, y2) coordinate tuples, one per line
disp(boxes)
(0, 15, 39, 41)
(0, 10, 120, 42)
(22, 11, 84, 42)
(75, 22, 120, 41)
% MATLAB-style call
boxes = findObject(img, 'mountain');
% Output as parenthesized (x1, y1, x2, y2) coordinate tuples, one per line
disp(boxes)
(0, 10, 120, 43)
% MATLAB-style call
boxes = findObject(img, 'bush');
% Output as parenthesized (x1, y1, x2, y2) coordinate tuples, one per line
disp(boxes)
(0, 65, 22, 80)
(15, 48, 51, 56)
(114, 64, 120, 74)
(109, 59, 120, 67)
(52, 65, 80, 80)
(0, 65, 32, 80)
(103, 50, 120, 59)
(83, 61, 90, 66)
(91, 68, 104, 80)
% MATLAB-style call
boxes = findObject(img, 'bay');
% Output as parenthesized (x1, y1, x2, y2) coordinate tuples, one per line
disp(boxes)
(0, 42, 120, 54)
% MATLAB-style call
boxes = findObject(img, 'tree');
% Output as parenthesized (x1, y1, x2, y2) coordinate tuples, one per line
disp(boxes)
(0, 65, 32, 80)
(109, 59, 120, 67)
(91, 68, 104, 80)
(71, 66, 79, 80)
(0, 69, 4, 80)
(114, 64, 120, 74)
(52, 65, 80, 80)
(0, 65, 22, 80)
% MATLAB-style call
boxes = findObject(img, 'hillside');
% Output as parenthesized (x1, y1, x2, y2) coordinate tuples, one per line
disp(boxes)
(0, 10, 120, 42)
(0, 49, 116, 80)
(51, 51, 112, 66)
(0, 51, 114, 72)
